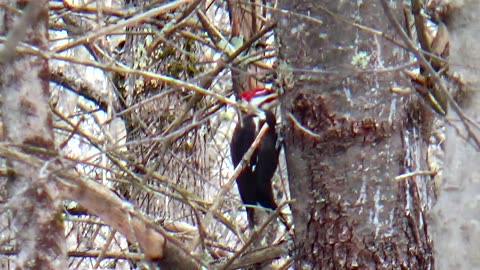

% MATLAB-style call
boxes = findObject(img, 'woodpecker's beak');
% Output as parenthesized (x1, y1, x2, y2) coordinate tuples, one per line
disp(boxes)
(260, 92, 279, 110)
(252, 92, 279, 110)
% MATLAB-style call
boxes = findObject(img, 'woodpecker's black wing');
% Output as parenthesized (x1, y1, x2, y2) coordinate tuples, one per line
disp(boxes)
(231, 115, 259, 228)
(230, 111, 282, 229)
(230, 115, 256, 168)
(251, 110, 279, 211)
(230, 115, 258, 206)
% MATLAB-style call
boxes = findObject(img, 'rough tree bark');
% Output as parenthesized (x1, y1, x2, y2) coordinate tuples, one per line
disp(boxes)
(0, 1, 66, 269)
(275, 1, 434, 269)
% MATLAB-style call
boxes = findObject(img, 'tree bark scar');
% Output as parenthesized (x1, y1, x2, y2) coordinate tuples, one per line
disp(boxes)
(291, 92, 395, 144)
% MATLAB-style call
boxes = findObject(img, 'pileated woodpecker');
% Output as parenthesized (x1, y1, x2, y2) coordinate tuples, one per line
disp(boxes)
(230, 88, 284, 229)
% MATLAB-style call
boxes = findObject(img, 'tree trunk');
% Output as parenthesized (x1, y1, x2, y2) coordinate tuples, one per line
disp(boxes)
(275, 1, 434, 268)
(430, 1, 480, 269)
(0, 1, 66, 269)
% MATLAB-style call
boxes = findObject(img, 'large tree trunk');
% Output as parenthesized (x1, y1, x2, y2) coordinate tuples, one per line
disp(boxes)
(275, 1, 434, 268)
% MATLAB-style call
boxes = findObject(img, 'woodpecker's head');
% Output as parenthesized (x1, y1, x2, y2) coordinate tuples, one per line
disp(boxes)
(239, 88, 279, 113)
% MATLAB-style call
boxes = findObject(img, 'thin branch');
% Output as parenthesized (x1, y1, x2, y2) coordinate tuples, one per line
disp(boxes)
(0, 143, 204, 269)
(196, 124, 271, 248)
(49, 1, 129, 17)
(379, 0, 480, 149)
(220, 201, 291, 270)
(395, 170, 438, 181)
(286, 112, 321, 139)
(52, 0, 194, 53)
(50, 68, 111, 112)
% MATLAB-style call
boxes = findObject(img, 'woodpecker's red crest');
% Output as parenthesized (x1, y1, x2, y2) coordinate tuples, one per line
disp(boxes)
(239, 88, 279, 111)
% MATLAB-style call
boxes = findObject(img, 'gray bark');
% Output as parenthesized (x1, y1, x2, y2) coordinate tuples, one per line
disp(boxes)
(430, 1, 480, 269)
(275, 1, 434, 268)
(0, 1, 66, 269)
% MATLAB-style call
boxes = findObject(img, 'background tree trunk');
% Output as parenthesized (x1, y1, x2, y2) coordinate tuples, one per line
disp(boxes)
(0, 1, 66, 269)
(431, 1, 480, 269)
(275, 1, 434, 268)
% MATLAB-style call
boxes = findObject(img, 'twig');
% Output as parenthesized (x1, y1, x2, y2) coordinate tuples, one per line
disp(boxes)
(220, 201, 291, 270)
(0, 143, 205, 268)
(379, 0, 480, 149)
(195, 124, 271, 248)
(286, 112, 321, 139)
(395, 170, 438, 181)
(52, 0, 194, 53)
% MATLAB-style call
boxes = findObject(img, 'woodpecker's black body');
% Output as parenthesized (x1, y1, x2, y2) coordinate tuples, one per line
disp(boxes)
(230, 106, 280, 228)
